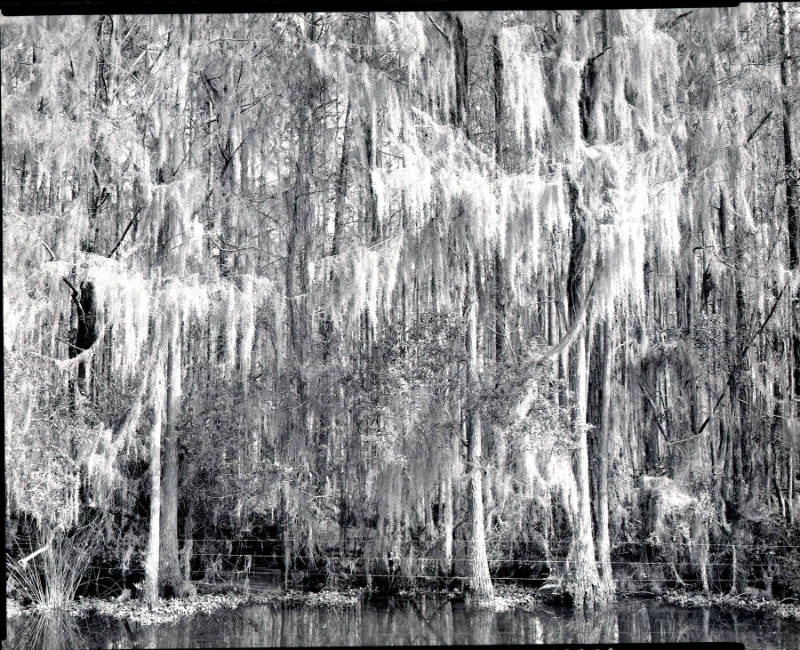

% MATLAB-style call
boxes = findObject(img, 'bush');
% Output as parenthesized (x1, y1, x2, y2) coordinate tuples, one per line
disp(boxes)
(6, 529, 97, 611)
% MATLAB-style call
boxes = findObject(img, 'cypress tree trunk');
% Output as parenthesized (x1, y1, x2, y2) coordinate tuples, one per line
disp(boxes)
(565, 177, 605, 609)
(145, 508, 160, 604)
(465, 253, 493, 599)
(157, 16, 191, 598)
(454, 12, 492, 598)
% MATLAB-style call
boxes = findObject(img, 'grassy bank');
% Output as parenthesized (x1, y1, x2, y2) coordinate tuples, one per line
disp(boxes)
(660, 589, 800, 621)
(9, 581, 800, 627)
(6, 588, 363, 626)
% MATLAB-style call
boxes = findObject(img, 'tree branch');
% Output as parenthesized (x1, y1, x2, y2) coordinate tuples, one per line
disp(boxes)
(638, 379, 668, 441)
(107, 207, 143, 257)
(589, 45, 612, 64)
(745, 110, 773, 145)
(61, 278, 85, 319)
(41, 241, 56, 261)
(529, 277, 596, 366)
(669, 10, 694, 29)
(425, 12, 451, 43)
(18, 544, 50, 568)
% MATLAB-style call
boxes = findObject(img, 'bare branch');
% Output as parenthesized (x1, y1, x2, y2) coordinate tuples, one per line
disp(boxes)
(107, 207, 143, 257)
(669, 10, 694, 29)
(426, 12, 451, 43)
(61, 278, 85, 319)
(41, 241, 56, 261)
(746, 110, 773, 144)
(529, 278, 596, 365)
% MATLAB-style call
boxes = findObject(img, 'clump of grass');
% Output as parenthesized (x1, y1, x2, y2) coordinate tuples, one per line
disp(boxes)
(7, 529, 97, 611)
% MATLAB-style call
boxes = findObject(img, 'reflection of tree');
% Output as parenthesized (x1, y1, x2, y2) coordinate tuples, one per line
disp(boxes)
(466, 605, 496, 645)
(407, 596, 456, 644)
(630, 605, 652, 643)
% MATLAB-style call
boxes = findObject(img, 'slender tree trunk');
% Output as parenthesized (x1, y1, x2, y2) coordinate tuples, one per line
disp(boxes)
(781, 2, 798, 272)
(145, 329, 166, 604)
(183, 509, 194, 584)
(780, 1, 798, 524)
(595, 320, 614, 596)
(282, 488, 291, 590)
(159, 327, 182, 595)
(441, 473, 454, 576)
(493, 32, 507, 364)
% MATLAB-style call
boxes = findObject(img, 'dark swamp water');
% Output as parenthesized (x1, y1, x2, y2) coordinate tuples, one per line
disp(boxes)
(6, 596, 800, 649)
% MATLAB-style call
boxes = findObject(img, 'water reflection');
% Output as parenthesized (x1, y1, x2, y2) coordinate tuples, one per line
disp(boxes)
(6, 597, 800, 649)
(13, 612, 86, 650)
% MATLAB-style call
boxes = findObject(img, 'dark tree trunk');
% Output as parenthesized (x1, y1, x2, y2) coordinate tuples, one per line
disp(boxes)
(493, 33, 507, 363)
(780, 1, 798, 523)
(595, 321, 614, 594)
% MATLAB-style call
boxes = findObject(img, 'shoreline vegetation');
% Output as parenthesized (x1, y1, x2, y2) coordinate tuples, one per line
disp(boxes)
(8, 582, 800, 626)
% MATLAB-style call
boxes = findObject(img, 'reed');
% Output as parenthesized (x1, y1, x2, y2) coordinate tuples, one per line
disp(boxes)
(6, 529, 97, 611)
